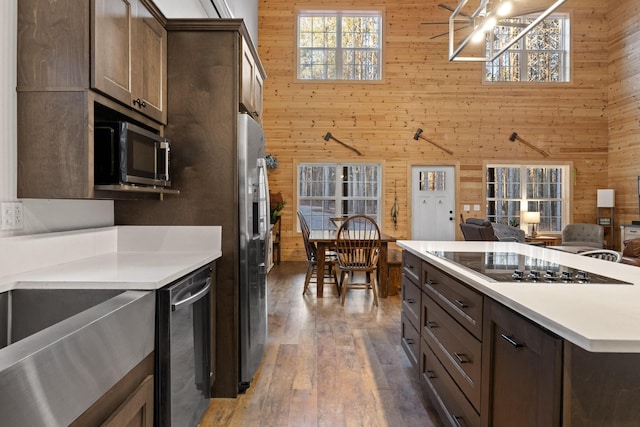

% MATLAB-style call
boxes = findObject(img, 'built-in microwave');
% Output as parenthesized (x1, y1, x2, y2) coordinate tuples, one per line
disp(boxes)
(94, 121, 171, 187)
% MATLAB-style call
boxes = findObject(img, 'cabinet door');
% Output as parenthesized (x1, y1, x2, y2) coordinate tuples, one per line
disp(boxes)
(134, 3, 167, 124)
(481, 299, 562, 427)
(240, 37, 257, 115)
(253, 69, 264, 120)
(92, 0, 136, 105)
(101, 375, 153, 427)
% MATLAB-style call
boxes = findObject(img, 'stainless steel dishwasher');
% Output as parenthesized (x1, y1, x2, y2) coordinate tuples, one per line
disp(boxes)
(156, 264, 212, 427)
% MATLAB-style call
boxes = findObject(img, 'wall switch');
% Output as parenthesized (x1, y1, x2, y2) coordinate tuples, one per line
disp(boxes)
(463, 204, 470, 211)
(1, 201, 24, 230)
(473, 204, 481, 211)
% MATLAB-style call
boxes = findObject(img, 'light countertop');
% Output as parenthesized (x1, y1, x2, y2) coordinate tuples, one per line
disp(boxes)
(397, 240, 640, 353)
(0, 226, 222, 292)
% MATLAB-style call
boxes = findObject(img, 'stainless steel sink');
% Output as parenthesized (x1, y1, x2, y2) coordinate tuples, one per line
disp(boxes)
(0, 288, 124, 348)
(0, 287, 155, 426)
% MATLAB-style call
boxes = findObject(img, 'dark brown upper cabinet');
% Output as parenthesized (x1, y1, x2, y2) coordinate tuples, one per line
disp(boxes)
(92, 0, 167, 124)
(240, 36, 264, 122)
(17, 0, 169, 199)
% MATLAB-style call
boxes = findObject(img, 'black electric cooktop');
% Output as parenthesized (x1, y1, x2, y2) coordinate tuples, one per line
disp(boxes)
(428, 251, 632, 285)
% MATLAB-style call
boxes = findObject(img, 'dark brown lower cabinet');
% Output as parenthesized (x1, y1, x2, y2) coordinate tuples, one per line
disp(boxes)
(101, 375, 154, 427)
(481, 299, 562, 427)
(71, 353, 154, 427)
(421, 339, 481, 427)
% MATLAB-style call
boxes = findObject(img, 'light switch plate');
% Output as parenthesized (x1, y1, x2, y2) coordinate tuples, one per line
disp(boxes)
(473, 204, 481, 211)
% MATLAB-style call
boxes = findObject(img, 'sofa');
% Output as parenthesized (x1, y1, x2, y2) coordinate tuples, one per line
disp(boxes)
(621, 238, 640, 266)
(492, 223, 526, 243)
(460, 218, 499, 241)
(460, 219, 528, 242)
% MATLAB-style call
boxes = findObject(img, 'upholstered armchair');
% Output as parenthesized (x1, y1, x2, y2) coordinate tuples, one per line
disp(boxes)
(561, 223, 604, 248)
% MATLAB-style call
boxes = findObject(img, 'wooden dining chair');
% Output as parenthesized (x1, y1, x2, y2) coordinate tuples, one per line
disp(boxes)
(297, 211, 339, 295)
(335, 214, 381, 306)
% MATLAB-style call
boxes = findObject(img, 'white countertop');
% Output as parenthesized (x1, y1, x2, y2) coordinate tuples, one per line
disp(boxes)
(0, 226, 222, 292)
(397, 240, 640, 353)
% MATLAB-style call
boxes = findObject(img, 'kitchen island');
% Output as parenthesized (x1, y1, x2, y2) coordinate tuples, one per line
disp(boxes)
(397, 240, 640, 427)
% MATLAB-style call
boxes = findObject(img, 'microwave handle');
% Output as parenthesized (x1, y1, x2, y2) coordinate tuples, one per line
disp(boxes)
(159, 140, 170, 178)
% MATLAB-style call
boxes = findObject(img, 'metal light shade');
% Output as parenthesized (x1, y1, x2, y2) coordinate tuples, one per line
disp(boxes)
(449, 0, 568, 61)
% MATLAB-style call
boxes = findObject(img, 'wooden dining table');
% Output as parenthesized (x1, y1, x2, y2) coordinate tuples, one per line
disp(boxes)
(309, 229, 397, 298)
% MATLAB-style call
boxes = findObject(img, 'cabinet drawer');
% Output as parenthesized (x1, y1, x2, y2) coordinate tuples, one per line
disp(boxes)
(403, 251, 421, 284)
(482, 299, 562, 427)
(401, 311, 420, 374)
(423, 296, 482, 411)
(423, 262, 483, 340)
(401, 274, 421, 329)
(421, 339, 480, 427)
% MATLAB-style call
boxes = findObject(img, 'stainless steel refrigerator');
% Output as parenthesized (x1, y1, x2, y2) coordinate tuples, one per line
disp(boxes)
(237, 113, 269, 391)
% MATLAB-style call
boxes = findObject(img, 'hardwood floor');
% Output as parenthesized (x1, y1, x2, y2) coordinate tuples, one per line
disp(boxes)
(199, 261, 441, 427)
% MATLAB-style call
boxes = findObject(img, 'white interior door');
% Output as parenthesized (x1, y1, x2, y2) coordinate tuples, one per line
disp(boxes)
(411, 166, 456, 241)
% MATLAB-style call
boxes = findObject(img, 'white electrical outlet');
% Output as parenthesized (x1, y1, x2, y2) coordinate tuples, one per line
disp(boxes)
(14, 202, 24, 229)
(1, 201, 24, 230)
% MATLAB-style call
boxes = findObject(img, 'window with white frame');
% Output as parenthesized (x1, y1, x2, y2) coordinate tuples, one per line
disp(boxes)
(298, 163, 381, 231)
(297, 10, 382, 81)
(485, 14, 570, 82)
(486, 164, 570, 232)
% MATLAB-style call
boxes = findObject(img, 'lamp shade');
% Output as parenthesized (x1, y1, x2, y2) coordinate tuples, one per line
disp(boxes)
(521, 211, 540, 224)
(597, 189, 615, 207)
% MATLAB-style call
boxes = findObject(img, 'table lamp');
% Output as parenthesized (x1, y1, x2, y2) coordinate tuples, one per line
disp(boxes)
(522, 211, 541, 237)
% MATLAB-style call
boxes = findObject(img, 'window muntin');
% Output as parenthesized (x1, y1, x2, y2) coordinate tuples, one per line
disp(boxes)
(485, 15, 569, 82)
(486, 165, 569, 232)
(419, 170, 446, 192)
(298, 163, 381, 231)
(298, 11, 382, 81)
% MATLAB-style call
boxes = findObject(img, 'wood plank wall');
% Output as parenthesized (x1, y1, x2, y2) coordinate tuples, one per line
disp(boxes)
(608, 0, 640, 227)
(258, 0, 612, 261)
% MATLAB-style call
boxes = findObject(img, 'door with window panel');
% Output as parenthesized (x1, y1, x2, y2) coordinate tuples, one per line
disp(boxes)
(411, 166, 456, 241)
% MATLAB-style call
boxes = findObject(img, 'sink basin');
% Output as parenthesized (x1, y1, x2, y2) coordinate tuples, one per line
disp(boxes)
(0, 288, 124, 348)
(0, 287, 155, 426)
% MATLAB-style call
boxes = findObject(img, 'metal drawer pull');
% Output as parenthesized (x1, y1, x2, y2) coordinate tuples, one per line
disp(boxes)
(406, 338, 414, 345)
(501, 333, 524, 348)
(426, 279, 437, 286)
(454, 299, 468, 308)
(453, 352, 469, 364)
(427, 321, 438, 328)
(426, 370, 436, 379)
(407, 298, 416, 304)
